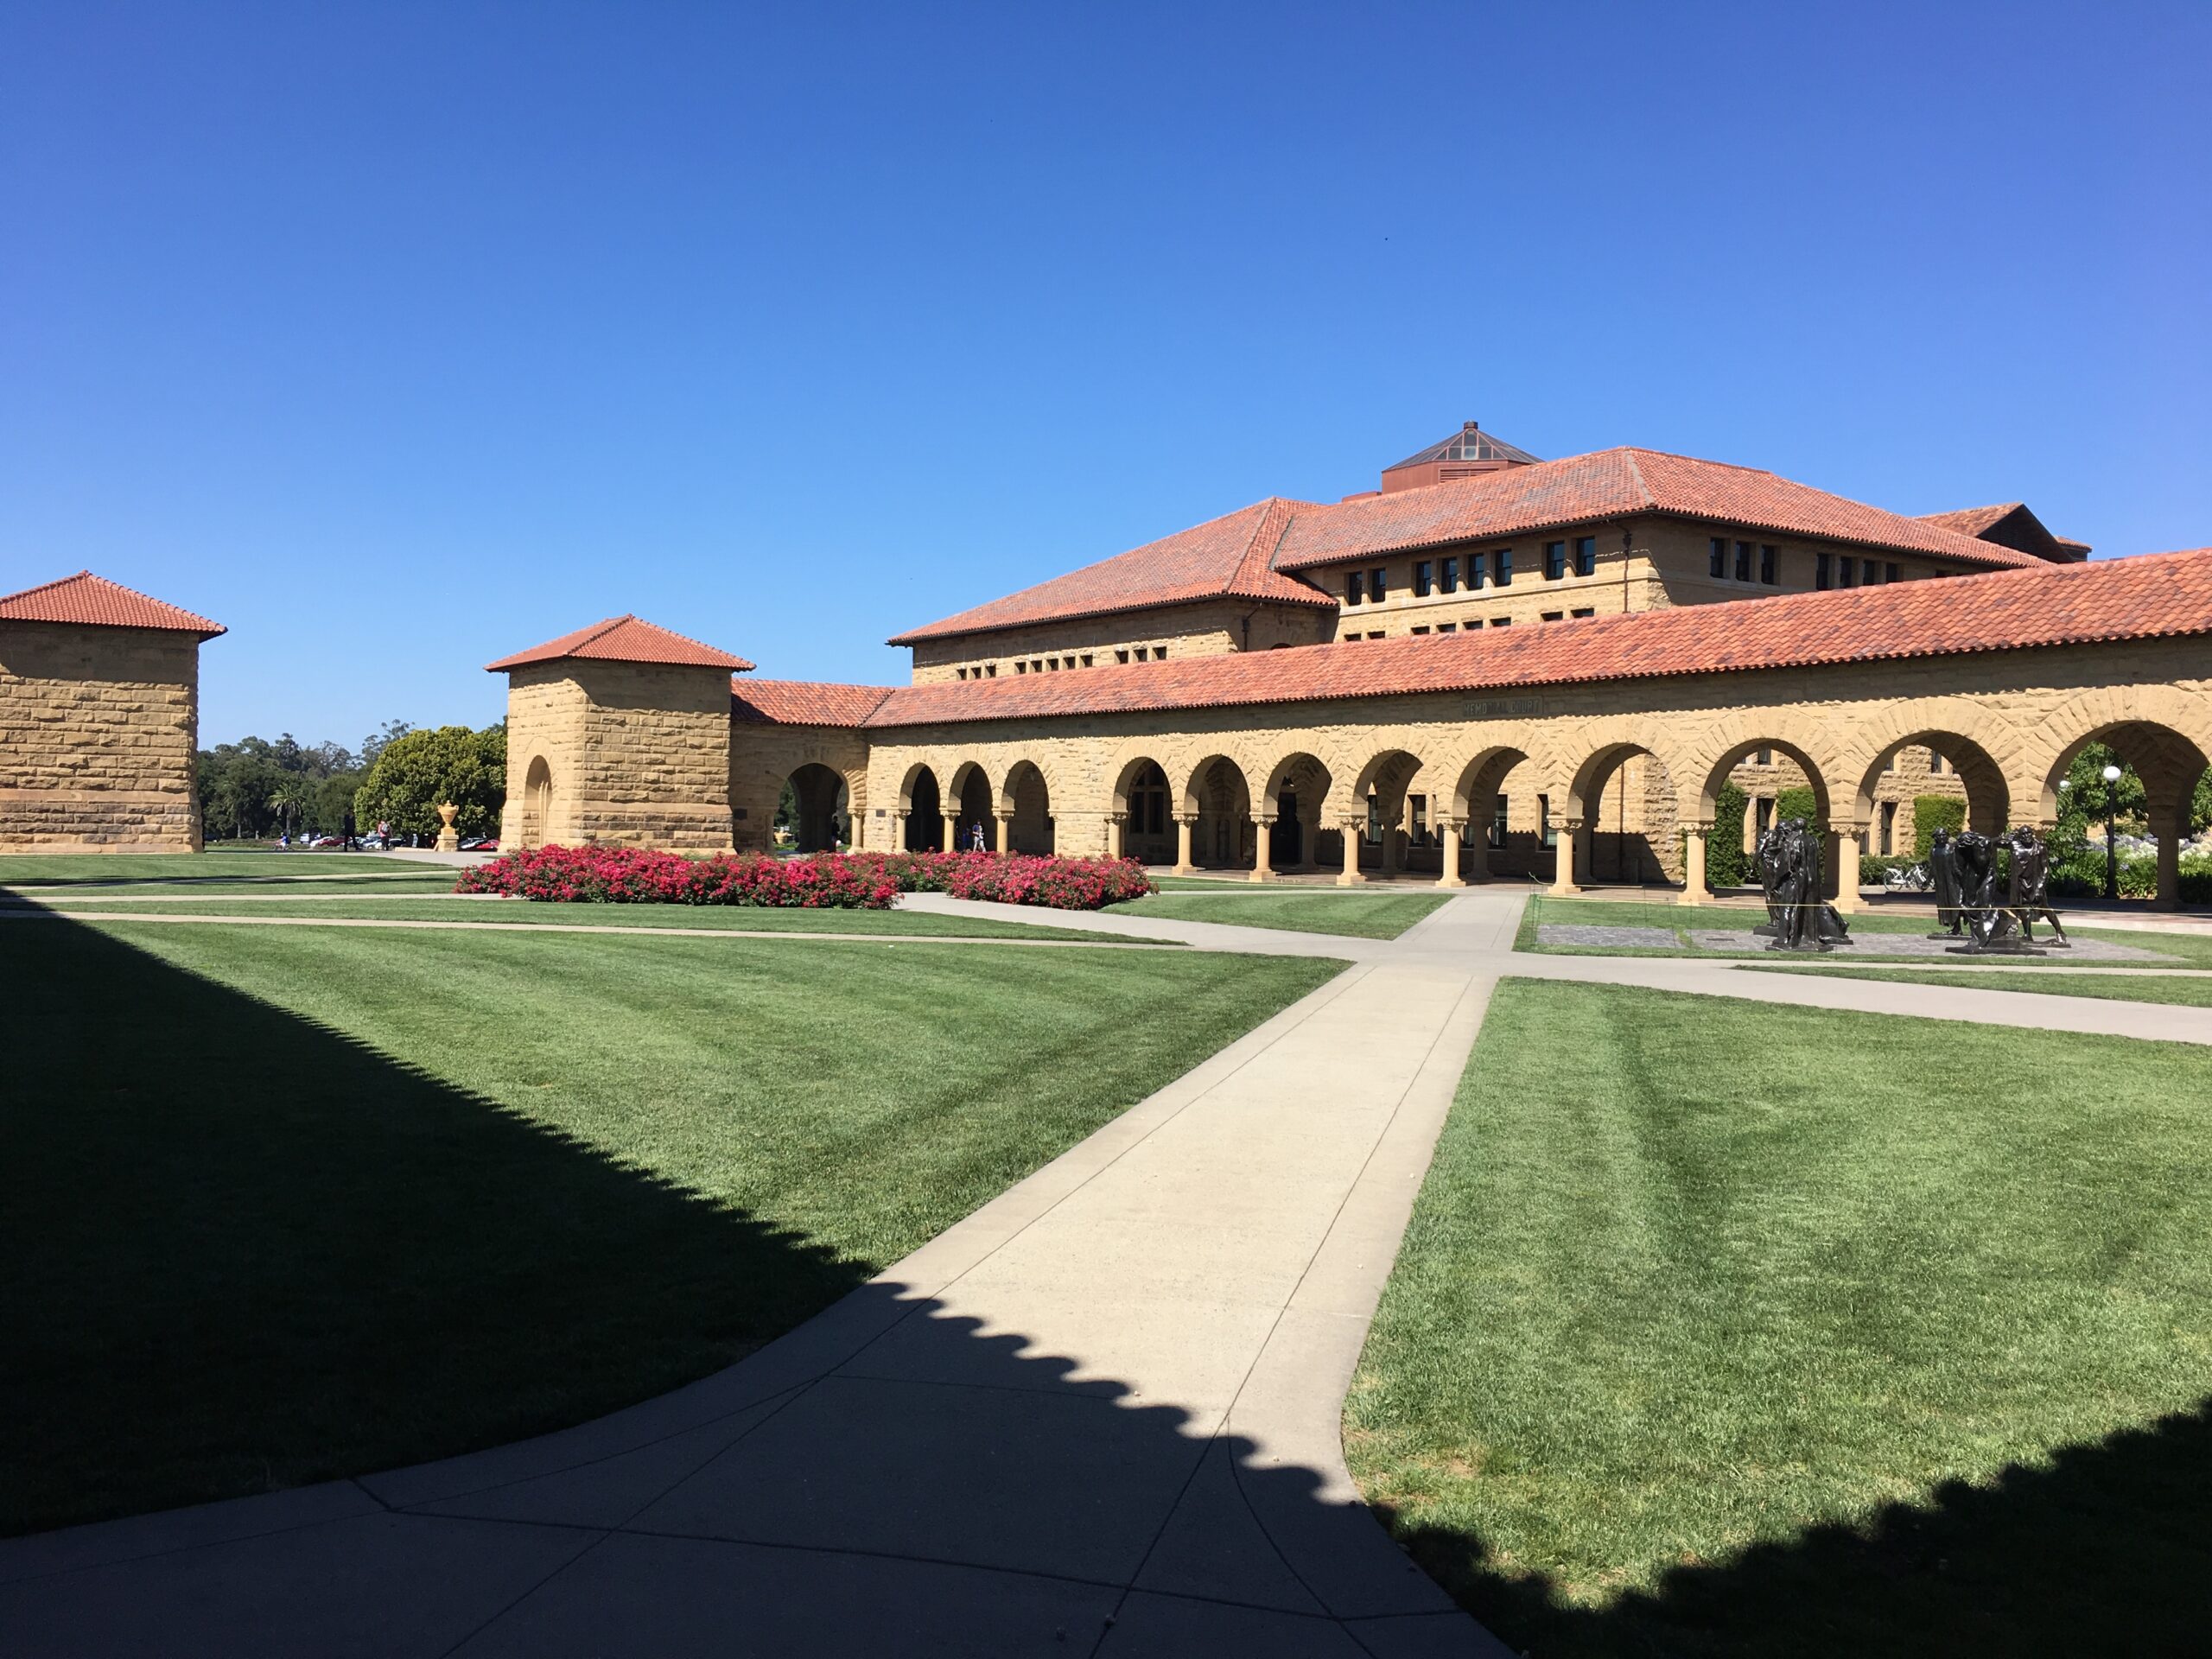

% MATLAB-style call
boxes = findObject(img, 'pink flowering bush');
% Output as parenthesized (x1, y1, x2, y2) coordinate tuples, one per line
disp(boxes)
(455, 846, 1154, 911)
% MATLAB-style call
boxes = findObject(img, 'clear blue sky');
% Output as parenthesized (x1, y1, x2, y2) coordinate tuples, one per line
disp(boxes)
(5, 2, 2207, 750)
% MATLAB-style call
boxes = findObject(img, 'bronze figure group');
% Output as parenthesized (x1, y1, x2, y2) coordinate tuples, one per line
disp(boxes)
(1933, 824, 2068, 953)
(1754, 817, 1854, 951)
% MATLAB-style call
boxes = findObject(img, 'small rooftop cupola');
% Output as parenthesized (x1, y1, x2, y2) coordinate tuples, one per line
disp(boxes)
(1379, 420, 1540, 495)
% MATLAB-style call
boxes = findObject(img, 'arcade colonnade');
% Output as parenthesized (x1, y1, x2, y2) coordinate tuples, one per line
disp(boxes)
(845, 646, 2212, 909)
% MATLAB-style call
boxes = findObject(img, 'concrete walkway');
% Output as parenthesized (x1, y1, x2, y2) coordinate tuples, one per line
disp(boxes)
(7, 890, 2209, 1657)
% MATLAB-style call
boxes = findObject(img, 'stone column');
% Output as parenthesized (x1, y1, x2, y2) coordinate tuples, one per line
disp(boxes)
(1107, 811, 1127, 861)
(890, 810, 906, 852)
(1173, 813, 1198, 875)
(1379, 822, 1403, 879)
(1294, 811, 1322, 874)
(2148, 793, 2187, 910)
(1829, 821, 1864, 913)
(1335, 817, 1369, 885)
(941, 813, 958, 854)
(1464, 810, 1491, 881)
(1249, 813, 1278, 882)
(995, 810, 1013, 855)
(1436, 817, 1466, 888)
(1678, 821, 1709, 906)
(1549, 818, 1586, 895)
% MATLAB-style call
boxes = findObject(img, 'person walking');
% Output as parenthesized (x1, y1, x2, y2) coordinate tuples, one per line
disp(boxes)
(969, 820, 987, 854)
(342, 809, 358, 852)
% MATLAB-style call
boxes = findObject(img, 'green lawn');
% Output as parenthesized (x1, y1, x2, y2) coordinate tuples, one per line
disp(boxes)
(1347, 978, 2212, 1657)
(1737, 963, 2212, 1008)
(3, 894, 1152, 942)
(1519, 893, 2212, 967)
(1124, 890, 1452, 938)
(0, 915, 1335, 1535)
(0, 852, 435, 884)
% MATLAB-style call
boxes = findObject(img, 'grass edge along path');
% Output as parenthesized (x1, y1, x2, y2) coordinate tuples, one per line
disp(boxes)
(1735, 961, 2212, 1008)
(1345, 976, 2212, 1658)
(2, 918, 1337, 1535)
(1124, 890, 1452, 939)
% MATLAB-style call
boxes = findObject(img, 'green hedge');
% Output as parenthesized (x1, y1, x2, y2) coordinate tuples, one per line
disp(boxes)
(1913, 795, 1967, 860)
(1774, 785, 1821, 830)
(1707, 781, 1751, 889)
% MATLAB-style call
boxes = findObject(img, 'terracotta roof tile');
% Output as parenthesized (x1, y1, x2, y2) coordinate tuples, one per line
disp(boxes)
(860, 549, 2211, 729)
(1271, 448, 2043, 572)
(731, 678, 895, 727)
(1917, 504, 2024, 537)
(0, 570, 224, 638)
(886, 497, 1334, 645)
(486, 614, 754, 673)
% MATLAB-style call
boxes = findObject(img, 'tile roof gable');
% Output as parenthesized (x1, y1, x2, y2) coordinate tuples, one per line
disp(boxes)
(0, 570, 225, 638)
(731, 678, 895, 728)
(485, 614, 754, 673)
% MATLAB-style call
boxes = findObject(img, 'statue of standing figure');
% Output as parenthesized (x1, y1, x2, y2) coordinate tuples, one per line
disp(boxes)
(1753, 817, 1789, 938)
(1948, 829, 2050, 954)
(1926, 824, 1966, 938)
(2005, 826, 2069, 946)
(1766, 817, 1854, 951)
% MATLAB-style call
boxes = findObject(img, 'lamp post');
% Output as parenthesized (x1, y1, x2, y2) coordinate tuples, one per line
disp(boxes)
(2101, 761, 2123, 901)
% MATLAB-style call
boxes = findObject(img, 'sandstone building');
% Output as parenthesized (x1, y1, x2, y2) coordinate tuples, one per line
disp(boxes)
(0, 571, 225, 852)
(487, 424, 2211, 907)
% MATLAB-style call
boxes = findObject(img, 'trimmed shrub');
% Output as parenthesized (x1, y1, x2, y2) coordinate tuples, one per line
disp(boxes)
(1774, 785, 1821, 830)
(1707, 782, 1751, 889)
(1912, 795, 1968, 861)
(455, 846, 1154, 911)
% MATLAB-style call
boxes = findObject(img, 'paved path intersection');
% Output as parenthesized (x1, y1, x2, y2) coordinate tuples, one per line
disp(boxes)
(3, 890, 2207, 1656)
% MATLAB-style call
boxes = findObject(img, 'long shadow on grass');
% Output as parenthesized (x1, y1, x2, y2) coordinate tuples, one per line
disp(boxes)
(0, 912, 1492, 1655)
(1386, 1399, 2212, 1656)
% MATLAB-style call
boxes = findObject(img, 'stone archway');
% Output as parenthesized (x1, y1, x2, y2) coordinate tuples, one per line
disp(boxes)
(1000, 760, 1055, 855)
(900, 765, 943, 852)
(1179, 754, 1255, 874)
(517, 754, 555, 849)
(779, 763, 849, 853)
(1564, 740, 1684, 891)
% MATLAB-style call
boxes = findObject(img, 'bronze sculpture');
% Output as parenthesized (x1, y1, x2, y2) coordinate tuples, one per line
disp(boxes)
(1948, 828, 2056, 955)
(1925, 824, 1965, 938)
(2005, 825, 2069, 946)
(1765, 817, 1854, 951)
(1753, 817, 1788, 938)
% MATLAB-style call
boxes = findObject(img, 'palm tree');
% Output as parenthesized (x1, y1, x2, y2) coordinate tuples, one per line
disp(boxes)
(265, 780, 312, 842)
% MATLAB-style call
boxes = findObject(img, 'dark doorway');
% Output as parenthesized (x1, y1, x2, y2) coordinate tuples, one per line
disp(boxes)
(905, 771, 941, 851)
(1270, 791, 1303, 869)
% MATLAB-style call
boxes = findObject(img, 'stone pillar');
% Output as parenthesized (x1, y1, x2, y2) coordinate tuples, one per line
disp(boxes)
(1436, 818, 1466, 888)
(1379, 822, 1403, 878)
(1107, 811, 1127, 861)
(890, 810, 906, 852)
(1295, 812, 1323, 874)
(2149, 794, 2187, 910)
(1335, 817, 1369, 885)
(1549, 818, 1586, 896)
(995, 810, 1013, 855)
(1829, 821, 1864, 913)
(941, 813, 958, 854)
(1173, 813, 1197, 875)
(1464, 810, 1491, 881)
(1678, 821, 1708, 906)
(1249, 813, 1278, 882)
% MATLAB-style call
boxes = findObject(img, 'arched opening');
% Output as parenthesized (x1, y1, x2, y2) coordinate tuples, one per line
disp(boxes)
(1449, 747, 1532, 882)
(1567, 742, 1682, 888)
(1180, 754, 1255, 871)
(1114, 758, 1173, 864)
(1259, 752, 1331, 874)
(900, 766, 942, 852)
(949, 763, 995, 854)
(1001, 760, 1055, 855)
(1346, 749, 1431, 880)
(1702, 738, 1835, 893)
(2040, 720, 2212, 908)
(777, 763, 849, 853)
(1851, 732, 2009, 869)
(518, 755, 554, 849)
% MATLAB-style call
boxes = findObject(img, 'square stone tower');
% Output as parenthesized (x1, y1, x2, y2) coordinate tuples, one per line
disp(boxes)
(0, 570, 226, 852)
(487, 615, 754, 854)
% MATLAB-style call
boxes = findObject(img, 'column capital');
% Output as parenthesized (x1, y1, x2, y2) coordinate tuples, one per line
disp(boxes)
(1173, 811, 1200, 827)
(1107, 810, 1128, 825)
(1826, 819, 1868, 838)
(1438, 816, 1468, 835)
(1249, 810, 1277, 827)
(1683, 819, 1714, 836)
(993, 809, 1015, 822)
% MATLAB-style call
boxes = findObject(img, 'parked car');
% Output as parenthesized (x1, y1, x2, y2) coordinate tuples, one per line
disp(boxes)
(308, 835, 340, 849)
(461, 837, 499, 851)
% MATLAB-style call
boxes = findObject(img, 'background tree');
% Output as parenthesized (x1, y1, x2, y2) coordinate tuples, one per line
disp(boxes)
(196, 732, 365, 842)
(353, 724, 506, 841)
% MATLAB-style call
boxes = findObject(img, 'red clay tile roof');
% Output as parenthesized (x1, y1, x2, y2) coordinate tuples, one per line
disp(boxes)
(1271, 448, 2043, 573)
(1917, 504, 2024, 537)
(859, 548, 2211, 729)
(886, 497, 1334, 645)
(0, 570, 225, 638)
(731, 678, 895, 727)
(486, 614, 754, 673)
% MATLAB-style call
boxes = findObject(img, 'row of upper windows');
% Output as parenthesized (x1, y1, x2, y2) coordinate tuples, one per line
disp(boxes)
(1704, 535, 1916, 590)
(952, 645, 1173, 680)
(1342, 537, 1599, 606)
(1346, 606, 1599, 642)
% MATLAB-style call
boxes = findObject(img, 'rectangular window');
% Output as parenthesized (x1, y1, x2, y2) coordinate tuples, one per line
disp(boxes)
(1493, 547, 1513, 586)
(1344, 572, 1363, 606)
(1414, 560, 1433, 597)
(1760, 543, 1777, 585)
(1368, 630, 1387, 640)
(1411, 625, 1430, 635)
(1365, 796, 1382, 845)
(985, 664, 996, 677)
(1840, 557, 1857, 587)
(1410, 795, 1429, 846)
(1541, 610, 1562, 622)
(1886, 562, 1901, 583)
(1570, 606, 1595, 618)
(1816, 551, 1832, 589)
(1033, 659, 1045, 672)
(1573, 536, 1595, 576)
(1491, 797, 1508, 849)
(1014, 661, 1027, 673)
(1539, 793, 1555, 849)
(1928, 747, 1945, 774)
(955, 667, 968, 680)
(1368, 568, 1387, 603)
(1735, 540, 1752, 582)
(1755, 747, 1771, 766)
(1440, 556, 1459, 594)
(1154, 645, 1168, 660)
(1544, 540, 1567, 580)
(1491, 615, 1511, 627)
(1467, 554, 1485, 591)
(1756, 797, 1773, 837)
(1116, 648, 1130, 664)
(1081, 653, 1093, 667)
(1437, 621, 1458, 632)
(1710, 537, 1727, 578)
(1880, 801, 1897, 856)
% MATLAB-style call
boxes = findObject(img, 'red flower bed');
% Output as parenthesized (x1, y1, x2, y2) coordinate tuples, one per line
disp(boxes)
(454, 846, 1154, 911)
